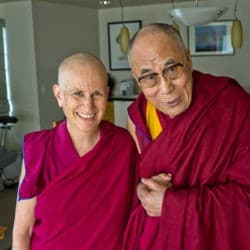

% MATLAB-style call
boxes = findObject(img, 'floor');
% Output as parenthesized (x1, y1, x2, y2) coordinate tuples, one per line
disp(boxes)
(0, 184, 17, 250)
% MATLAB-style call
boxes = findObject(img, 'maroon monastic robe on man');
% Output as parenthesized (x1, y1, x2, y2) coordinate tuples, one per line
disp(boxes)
(122, 70, 250, 250)
(19, 121, 137, 250)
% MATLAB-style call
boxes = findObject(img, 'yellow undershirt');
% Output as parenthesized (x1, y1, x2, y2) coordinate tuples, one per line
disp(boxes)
(146, 101, 163, 140)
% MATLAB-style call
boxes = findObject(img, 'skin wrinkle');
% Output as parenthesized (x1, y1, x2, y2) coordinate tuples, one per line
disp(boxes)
(58, 54, 108, 91)
(139, 58, 178, 77)
(130, 28, 193, 118)
(128, 23, 186, 64)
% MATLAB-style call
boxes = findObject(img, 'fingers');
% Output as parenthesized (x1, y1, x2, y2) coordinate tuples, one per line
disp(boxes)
(138, 187, 165, 217)
(152, 173, 172, 183)
(141, 178, 163, 191)
(137, 173, 174, 217)
(137, 183, 150, 209)
(141, 173, 173, 191)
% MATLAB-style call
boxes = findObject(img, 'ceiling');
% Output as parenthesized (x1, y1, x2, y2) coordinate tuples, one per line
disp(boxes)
(0, 0, 199, 9)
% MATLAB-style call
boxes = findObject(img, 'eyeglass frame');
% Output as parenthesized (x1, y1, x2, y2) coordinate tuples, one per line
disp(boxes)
(137, 62, 186, 90)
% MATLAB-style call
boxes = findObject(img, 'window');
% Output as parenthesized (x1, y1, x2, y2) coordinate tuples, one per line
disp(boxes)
(0, 19, 11, 116)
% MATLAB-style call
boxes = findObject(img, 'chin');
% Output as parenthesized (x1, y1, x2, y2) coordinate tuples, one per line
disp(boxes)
(164, 106, 186, 118)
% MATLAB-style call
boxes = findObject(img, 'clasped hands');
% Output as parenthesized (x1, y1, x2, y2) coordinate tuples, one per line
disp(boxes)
(137, 173, 173, 217)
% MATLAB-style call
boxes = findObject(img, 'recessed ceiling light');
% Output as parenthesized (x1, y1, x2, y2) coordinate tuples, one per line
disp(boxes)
(99, 0, 111, 5)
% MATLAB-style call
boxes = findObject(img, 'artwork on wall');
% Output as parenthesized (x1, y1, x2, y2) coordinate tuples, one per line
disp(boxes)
(188, 20, 234, 56)
(108, 20, 142, 70)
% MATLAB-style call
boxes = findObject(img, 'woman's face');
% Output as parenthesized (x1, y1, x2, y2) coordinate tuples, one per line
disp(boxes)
(54, 61, 109, 135)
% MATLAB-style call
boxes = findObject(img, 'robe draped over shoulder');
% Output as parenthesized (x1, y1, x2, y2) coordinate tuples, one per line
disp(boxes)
(123, 70, 250, 250)
(19, 121, 137, 250)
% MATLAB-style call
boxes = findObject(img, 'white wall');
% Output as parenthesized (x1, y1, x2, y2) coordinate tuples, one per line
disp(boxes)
(99, 0, 250, 92)
(0, 0, 39, 152)
(0, 0, 100, 151)
(32, 1, 100, 129)
(1, 0, 249, 152)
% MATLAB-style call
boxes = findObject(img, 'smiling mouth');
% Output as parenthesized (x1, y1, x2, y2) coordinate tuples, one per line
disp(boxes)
(76, 112, 96, 119)
(166, 97, 180, 106)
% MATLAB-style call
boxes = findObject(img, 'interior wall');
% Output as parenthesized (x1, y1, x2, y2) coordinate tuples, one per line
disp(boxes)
(1, 0, 249, 152)
(99, 0, 250, 93)
(0, 0, 100, 152)
(32, 1, 100, 129)
(0, 0, 39, 152)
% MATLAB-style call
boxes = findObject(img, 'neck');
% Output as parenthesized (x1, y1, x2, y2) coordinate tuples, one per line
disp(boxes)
(67, 124, 101, 157)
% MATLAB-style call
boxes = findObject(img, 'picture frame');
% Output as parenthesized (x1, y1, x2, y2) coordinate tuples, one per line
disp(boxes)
(188, 20, 234, 56)
(108, 20, 142, 70)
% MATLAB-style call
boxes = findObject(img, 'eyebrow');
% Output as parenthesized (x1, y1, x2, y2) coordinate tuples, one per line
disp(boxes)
(163, 59, 178, 67)
(139, 59, 178, 75)
(67, 88, 82, 93)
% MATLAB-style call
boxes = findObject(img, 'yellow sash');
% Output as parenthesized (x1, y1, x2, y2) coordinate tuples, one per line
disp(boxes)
(146, 102, 163, 140)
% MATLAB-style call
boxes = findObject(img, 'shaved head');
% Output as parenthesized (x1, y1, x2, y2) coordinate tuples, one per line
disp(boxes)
(58, 53, 108, 90)
(126, 22, 193, 118)
(53, 52, 109, 135)
(128, 23, 186, 65)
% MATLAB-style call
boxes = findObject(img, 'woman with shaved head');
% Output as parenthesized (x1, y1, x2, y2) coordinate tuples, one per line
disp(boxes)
(13, 53, 137, 250)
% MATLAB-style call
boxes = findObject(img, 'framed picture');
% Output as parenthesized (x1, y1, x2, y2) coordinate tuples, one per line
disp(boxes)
(188, 20, 234, 56)
(108, 20, 142, 70)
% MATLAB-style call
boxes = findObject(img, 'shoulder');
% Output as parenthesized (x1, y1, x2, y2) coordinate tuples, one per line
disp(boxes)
(24, 129, 53, 144)
(128, 93, 146, 114)
(127, 93, 147, 127)
(194, 70, 250, 108)
(214, 75, 250, 109)
(23, 122, 65, 145)
(23, 127, 59, 158)
(101, 120, 135, 145)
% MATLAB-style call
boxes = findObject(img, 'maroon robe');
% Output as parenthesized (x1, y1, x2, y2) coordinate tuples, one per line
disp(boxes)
(123, 71, 250, 250)
(19, 121, 137, 250)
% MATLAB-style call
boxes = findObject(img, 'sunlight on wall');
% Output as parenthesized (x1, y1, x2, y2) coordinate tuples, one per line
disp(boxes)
(3, 27, 13, 116)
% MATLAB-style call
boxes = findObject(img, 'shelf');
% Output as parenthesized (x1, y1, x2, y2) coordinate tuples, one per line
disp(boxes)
(109, 95, 138, 101)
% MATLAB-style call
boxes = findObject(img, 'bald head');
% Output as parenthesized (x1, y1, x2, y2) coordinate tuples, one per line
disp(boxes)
(128, 23, 186, 64)
(53, 52, 109, 132)
(126, 23, 193, 119)
(58, 52, 107, 90)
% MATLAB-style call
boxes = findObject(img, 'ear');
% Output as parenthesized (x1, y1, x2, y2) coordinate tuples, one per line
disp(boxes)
(131, 70, 139, 85)
(53, 84, 63, 108)
(185, 48, 193, 70)
(106, 86, 110, 97)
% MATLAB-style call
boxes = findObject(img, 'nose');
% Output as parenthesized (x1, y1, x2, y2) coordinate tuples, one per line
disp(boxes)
(159, 76, 174, 95)
(81, 95, 94, 110)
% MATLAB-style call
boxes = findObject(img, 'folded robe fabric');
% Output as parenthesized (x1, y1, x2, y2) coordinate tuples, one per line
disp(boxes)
(123, 70, 250, 250)
(19, 121, 137, 250)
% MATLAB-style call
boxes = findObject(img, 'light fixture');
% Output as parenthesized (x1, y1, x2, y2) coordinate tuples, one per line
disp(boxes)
(99, 0, 111, 6)
(231, 0, 243, 48)
(170, 0, 180, 32)
(116, 0, 130, 55)
(169, 0, 227, 26)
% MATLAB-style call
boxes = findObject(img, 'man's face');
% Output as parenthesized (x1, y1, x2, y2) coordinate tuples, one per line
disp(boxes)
(54, 62, 109, 134)
(130, 32, 193, 118)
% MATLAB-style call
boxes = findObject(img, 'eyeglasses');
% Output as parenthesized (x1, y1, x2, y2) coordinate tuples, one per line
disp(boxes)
(138, 63, 185, 89)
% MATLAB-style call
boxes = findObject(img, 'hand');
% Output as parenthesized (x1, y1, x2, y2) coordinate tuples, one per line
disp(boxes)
(137, 173, 173, 217)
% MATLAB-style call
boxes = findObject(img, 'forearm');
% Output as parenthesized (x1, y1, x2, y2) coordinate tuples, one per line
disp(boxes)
(12, 231, 31, 250)
(162, 182, 249, 236)
(163, 181, 249, 216)
(12, 166, 36, 250)
(160, 182, 250, 249)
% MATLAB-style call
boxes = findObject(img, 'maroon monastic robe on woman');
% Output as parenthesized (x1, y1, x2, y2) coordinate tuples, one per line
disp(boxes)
(19, 121, 137, 250)
(123, 71, 250, 250)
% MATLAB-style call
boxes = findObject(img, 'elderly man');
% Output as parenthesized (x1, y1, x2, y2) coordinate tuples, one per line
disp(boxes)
(12, 53, 137, 250)
(123, 23, 250, 250)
